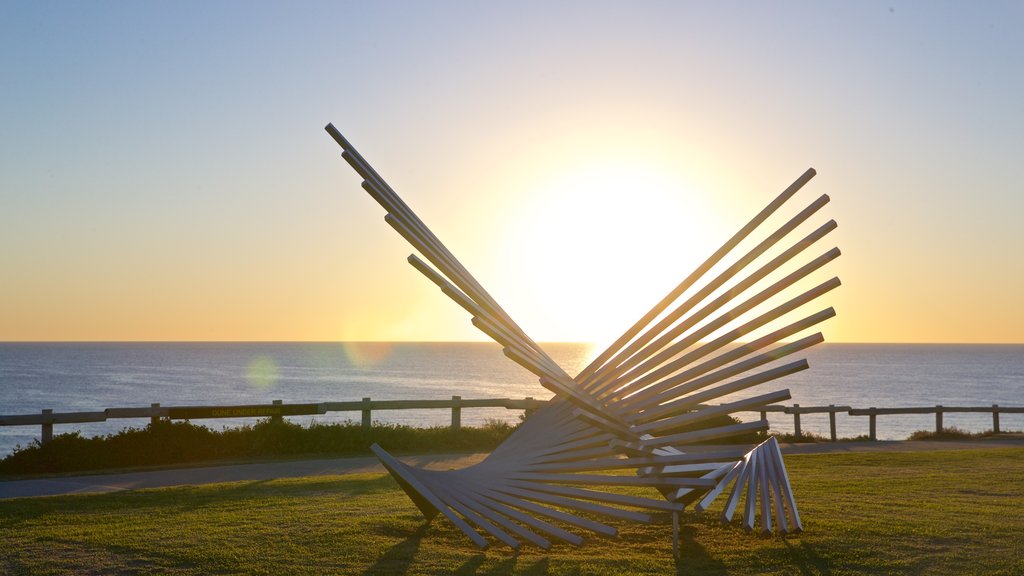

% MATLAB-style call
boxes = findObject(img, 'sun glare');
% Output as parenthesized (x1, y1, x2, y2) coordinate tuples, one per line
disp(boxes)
(493, 160, 727, 348)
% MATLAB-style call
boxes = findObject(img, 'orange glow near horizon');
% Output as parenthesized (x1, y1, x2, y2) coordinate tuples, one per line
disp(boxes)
(3, 4, 1023, 345)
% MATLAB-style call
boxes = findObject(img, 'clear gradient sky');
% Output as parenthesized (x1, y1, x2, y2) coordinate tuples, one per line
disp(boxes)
(2, 1, 1022, 344)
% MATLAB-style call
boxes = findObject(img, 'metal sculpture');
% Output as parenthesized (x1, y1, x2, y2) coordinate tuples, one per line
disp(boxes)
(326, 123, 839, 550)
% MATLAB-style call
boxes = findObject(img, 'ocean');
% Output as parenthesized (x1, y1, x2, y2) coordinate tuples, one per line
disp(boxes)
(1, 342, 1022, 457)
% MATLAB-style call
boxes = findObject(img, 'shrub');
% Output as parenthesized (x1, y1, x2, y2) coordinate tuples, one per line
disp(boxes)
(772, 430, 830, 443)
(0, 418, 519, 476)
(909, 426, 983, 441)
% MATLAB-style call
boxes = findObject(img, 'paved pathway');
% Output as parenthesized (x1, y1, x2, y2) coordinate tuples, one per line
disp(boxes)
(0, 453, 489, 500)
(3, 437, 1022, 500)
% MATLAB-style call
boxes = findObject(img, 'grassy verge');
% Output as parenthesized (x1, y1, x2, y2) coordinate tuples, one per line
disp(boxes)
(2, 447, 1022, 575)
(0, 419, 517, 477)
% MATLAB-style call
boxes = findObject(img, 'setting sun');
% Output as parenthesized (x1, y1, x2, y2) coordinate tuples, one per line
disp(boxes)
(491, 160, 727, 348)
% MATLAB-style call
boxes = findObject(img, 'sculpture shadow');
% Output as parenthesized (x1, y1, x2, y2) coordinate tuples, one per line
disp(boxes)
(782, 539, 833, 575)
(674, 525, 728, 576)
(453, 554, 507, 575)
(452, 554, 546, 575)
(362, 523, 429, 576)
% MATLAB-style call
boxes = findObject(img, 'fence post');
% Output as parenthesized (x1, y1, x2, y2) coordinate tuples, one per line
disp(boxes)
(760, 410, 767, 423)
(869, 408, 877, 441)
(935, 405, 943, 433)
(41, 409, 53, 445)
(828, 404, 837, 442)
(151, 403, 161, 427)
(451, 395, 461, 432)
(792, 404, 802, 438)
(272, 399, 283, 424)
(362, 397, 372, 430)
(524, 397, 537, 419)
(993, 404, 1000, 433)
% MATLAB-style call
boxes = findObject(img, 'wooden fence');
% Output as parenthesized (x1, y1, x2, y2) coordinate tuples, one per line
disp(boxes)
(1, 399, 1021, 445)
(0, 397, 543, 445)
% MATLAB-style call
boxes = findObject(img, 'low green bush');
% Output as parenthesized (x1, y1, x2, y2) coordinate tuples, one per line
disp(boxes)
(905, 426, 1017, 441)
(0, 418, 517, 476)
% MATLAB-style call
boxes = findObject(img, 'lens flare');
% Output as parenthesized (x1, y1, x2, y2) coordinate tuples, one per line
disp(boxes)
(342, 342, 394, 368)
(246, 356, 278, 390)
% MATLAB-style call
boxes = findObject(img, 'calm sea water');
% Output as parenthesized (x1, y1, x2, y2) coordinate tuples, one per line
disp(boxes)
(1, 342, 1022, 456)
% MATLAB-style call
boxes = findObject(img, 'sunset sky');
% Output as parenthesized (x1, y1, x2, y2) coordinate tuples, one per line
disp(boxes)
(2, 1, 1022, 344)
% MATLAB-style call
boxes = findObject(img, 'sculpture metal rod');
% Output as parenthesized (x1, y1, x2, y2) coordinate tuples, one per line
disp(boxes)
(694, 459, 745, 513)
(639, 419, 770, 448)
(529, 434, 621, 461)
(501, 349, 629, 433)
(472, 316, 565, 378)
(639, 461, 735, 476)
(329, 126, 558, 377)
(636, 389, 792, 439)
(526, 435, 621, 466)
(631, 361, 809, 433)
(597, 255, 841, 400)
(473, 487, 585, 541)
(496, 486, 653, 523)
(770, 435, 801, 530)
(490, 484, 633, 529)
(591, 217, 837, 399)
(758, 451, 772, 534)
(403, 251, 568, 383)
(613, 305, 834, 418)
(376, 196, 558, 369)
(659, 462, 736, 504)
(585, 194, 832, 392)
(524, 448, 749, 471)
(467, 491, 581, 546)
(627, 333, 825, 420)
(616, 318, 830, 411)
(566, 406, 632, 438)
(327, 127, 498, 322)
(341, 147, 555, 366)
(742, 448, 761, 531)
(763, 441, 789, 533)
(455, 494, 552, 549)
(587, 210, 836, 396)
(479, 486, 618, 537)
(506, 481, 685, 512)
(370, 444, 488, 547)
(390, 225, 591, 417)
(575, 168, 817, 384)
(485, 404, 564, 457)
(506, 407, 608, 454)
(492, 406, 596, 457)
(611, 301, 834, 416)
(718, 450, 752, 521)
(509, 472, 718, 489)
(428, 481, 524, 549)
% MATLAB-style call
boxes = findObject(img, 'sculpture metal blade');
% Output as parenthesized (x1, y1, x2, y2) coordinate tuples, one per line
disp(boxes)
(326, 123, 837, 549)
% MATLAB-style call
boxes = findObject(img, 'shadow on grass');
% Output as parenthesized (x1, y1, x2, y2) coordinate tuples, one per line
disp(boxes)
(452, 554, 486, 575)
(363, 522, 429, 575)
(782, 539, 833, 576)
(674, 525, 728, 576)
(518, 557, 549, 575)
(28, 535, 199, 574)
(451, 554, 545, 575)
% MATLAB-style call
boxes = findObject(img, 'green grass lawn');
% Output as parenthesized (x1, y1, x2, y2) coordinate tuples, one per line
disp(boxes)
(2, 448, 1022, 575)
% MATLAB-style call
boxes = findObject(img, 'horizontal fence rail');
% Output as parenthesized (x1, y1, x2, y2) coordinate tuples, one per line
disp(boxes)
(0, 397, 544, 445)
(2, 400, 1021, 445)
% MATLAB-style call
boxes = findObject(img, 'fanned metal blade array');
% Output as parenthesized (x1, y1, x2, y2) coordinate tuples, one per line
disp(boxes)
(327, 123, 839, 550)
